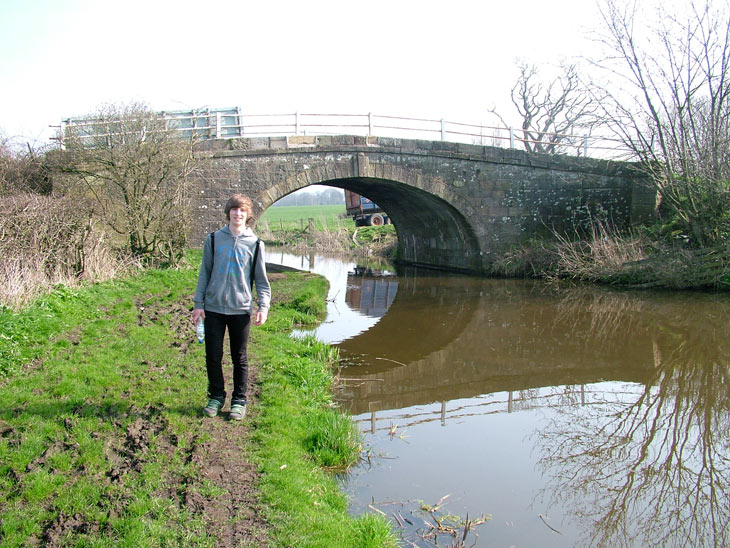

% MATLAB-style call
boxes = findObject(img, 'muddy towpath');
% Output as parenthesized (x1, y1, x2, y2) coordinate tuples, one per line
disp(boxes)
(0, 269, 293, 547)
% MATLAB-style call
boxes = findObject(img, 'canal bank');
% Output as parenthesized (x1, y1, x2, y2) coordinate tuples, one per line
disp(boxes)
(0, 261, 397, 548)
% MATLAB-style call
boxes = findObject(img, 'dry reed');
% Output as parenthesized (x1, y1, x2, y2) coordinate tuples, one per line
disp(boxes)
(0, 193, 131, 309)
(551, 220, 648, 282)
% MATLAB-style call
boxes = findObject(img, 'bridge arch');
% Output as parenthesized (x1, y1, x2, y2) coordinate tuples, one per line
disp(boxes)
(261, 159, 483, 271)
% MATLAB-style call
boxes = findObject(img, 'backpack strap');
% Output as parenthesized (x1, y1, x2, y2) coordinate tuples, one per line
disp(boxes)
(250, 239, 260, 289)
(209, 231, 216, 267)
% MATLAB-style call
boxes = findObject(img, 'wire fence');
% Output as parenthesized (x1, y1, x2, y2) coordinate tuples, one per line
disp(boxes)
(58, 108, 630, 159)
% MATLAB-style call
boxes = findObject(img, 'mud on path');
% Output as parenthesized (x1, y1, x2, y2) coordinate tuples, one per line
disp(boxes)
(179, 271, 291, 546)
(34, 395, 269, 547)
(158, 291, 279, 547)
(30, 298, 276, 546)
(184, 377, 270, 547)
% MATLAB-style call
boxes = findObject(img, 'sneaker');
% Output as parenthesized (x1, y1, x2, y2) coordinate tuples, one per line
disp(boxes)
(203, 399, 223, 417)
(229, 403, 246, 421)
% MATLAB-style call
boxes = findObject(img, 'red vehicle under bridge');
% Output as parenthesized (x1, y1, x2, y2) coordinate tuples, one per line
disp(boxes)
(345, 190, 392, 226)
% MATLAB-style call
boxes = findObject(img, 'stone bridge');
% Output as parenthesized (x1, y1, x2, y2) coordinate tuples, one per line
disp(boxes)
(192, 135, 655, 273)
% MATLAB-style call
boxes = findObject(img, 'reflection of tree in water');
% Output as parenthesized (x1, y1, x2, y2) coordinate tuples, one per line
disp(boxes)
(534, 290, 730, 548)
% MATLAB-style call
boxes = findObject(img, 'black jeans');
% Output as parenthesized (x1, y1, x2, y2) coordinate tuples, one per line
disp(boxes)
(204, 311, 251, 406)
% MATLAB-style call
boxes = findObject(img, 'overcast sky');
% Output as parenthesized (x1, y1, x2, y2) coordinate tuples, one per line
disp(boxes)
(1, 0, 603, 147)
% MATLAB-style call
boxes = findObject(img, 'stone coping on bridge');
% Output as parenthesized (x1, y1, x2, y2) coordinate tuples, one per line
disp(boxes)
(194, 134, 640, 177)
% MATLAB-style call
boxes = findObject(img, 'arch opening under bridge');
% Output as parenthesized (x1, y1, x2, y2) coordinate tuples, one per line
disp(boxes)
(268, 176, 483, 272)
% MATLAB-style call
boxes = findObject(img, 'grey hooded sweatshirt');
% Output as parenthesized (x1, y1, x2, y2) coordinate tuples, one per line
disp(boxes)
(193, 225, 271, 315)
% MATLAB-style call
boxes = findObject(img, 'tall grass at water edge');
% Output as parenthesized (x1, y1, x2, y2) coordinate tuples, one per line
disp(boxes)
(493, 220, 730, 289)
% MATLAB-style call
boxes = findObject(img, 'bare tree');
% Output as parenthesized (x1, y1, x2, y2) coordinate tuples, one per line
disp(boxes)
(595, 0, 730, 246)
(491, 61, 602, 155)
(0, 134, 52, 195)
(57, 102, 198, 265)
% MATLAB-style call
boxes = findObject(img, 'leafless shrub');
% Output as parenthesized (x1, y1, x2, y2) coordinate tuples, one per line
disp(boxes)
(0, 193, 128, 309)
(0, 135, 53, 195)
(595, 0, 730, 246)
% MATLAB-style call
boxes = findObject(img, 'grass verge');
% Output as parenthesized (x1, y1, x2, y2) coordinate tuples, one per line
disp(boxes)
(0, 260, 397, 547)
(250, 272, 397, 547)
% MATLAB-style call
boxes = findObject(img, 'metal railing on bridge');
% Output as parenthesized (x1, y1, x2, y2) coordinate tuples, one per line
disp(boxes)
(58, 108, 629, 159)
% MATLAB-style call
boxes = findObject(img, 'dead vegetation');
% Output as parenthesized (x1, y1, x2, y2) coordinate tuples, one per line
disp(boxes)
(368, 494, 491, 547)
(257, 218, 397, 258)
(493, 220, 730, 290)
(0, 193, 131, 309)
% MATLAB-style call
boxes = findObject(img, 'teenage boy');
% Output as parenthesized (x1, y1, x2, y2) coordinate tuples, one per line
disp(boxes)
(192, 194, 271, 420)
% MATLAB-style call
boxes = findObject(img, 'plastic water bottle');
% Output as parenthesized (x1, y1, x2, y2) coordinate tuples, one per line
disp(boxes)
(196, 319, 205, 343)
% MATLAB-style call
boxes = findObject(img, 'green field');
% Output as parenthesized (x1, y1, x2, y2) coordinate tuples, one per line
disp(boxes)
(259, 205, 354, 232)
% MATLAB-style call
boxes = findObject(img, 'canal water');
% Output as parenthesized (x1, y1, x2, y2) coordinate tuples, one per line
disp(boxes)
(267, 249, 730, 548)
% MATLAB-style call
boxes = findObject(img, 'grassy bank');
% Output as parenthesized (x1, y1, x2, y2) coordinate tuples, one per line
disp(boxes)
(249, 272, 395, 547)
(491, 223, 730, 290)
(0, 260, 396, 547)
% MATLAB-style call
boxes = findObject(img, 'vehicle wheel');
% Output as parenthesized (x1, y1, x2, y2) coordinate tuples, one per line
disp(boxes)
(370, 214, 384, 226)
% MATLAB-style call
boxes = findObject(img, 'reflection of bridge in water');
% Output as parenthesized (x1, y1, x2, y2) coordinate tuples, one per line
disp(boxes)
(334, 262, 730, 548)
(335, 269, 721, 416)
